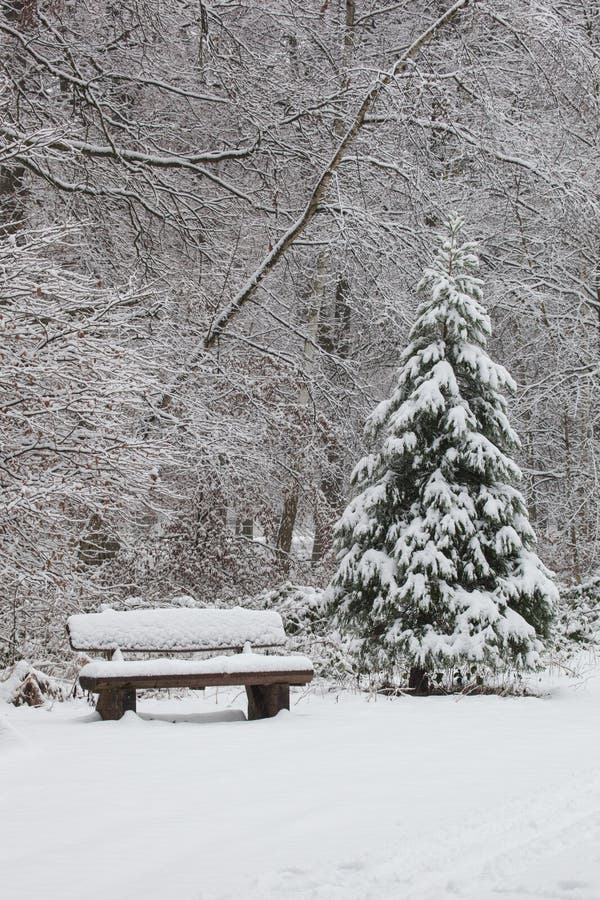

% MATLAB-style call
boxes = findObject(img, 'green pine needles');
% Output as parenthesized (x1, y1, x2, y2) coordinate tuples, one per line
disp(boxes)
(328, 216, 557, 685)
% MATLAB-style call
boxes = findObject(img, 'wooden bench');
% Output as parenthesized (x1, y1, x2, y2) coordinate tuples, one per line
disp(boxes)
(67, 607, 314, 721)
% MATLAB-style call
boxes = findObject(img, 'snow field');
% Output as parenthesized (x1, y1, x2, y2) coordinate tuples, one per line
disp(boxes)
(2, 665, 600, 900)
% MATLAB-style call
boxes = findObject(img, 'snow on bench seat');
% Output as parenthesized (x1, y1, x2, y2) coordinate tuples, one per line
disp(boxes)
(67, 607, 286, 653)
(80, 653, 314, 680)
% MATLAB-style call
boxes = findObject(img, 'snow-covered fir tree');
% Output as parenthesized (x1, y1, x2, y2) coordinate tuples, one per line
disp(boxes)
(328, 216, 557, 690)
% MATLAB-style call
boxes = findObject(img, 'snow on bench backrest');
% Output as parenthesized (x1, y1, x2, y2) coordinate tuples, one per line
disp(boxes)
(67, 607, 287, 653)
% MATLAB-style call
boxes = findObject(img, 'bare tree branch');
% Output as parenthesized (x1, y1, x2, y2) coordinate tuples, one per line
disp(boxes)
(167, 0, 474, 400)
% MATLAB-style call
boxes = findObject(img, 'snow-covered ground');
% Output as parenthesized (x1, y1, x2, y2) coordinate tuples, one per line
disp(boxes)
(2, 661, 600, 900)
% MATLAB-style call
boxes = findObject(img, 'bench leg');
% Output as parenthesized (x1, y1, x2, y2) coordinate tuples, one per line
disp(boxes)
(245, 684, 289, 720)
(96, 688, 136, 721)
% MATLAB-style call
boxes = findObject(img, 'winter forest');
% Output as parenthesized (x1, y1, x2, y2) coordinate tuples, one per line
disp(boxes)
(2, 1, 600, 898)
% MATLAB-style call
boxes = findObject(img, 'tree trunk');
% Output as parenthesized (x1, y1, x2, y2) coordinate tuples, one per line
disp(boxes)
(276, 487, 299, 573)
(311, 467, 341, 565)
(276, 248, 329, 568)
(311, 2, 356, 564)
(311, 275, 352, 564)
(563, 413, 581, 581)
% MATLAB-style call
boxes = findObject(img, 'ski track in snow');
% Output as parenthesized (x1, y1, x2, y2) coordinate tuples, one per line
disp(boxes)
(2, 668, 600, 900)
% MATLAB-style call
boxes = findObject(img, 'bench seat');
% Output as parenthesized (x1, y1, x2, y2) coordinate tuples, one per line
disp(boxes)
(79, 653, 314, 692)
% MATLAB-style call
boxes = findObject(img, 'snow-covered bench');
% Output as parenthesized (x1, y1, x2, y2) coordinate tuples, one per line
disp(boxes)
(67, 607, 314, 721)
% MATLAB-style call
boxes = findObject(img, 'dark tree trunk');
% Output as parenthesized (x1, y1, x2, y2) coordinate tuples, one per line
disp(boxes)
(310, 513, 329, 566)
(276, 487, 299, 573)
(311, 275, 351, 564)
(311, 470, 339, 565)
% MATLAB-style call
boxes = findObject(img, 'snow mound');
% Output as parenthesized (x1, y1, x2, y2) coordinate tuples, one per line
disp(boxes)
(0, 661, 65, 706)
(0, 713, 24, 750)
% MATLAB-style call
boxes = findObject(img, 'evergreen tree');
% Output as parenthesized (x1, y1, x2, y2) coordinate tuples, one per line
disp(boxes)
(328, 217, 557, 690)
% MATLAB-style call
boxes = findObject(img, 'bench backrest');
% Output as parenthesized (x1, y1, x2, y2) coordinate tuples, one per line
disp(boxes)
(67, 607, 286, 653)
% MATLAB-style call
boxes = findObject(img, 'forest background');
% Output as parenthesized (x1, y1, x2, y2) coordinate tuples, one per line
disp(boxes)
(1, 0, 599, 673)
